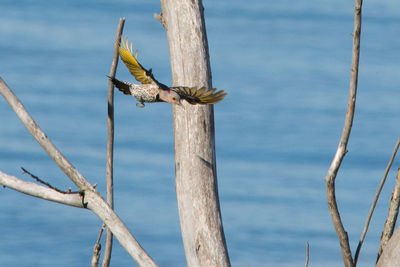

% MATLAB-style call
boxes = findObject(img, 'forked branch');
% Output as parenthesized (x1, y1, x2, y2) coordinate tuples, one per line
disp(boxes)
(354, 137, 400, 264)
(324, 1, 363, 267)
(0, 171, 83, 207)
(0, 78, 157, 267)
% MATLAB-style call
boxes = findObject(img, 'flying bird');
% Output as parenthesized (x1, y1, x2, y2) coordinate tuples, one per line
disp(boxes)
(111, 38, 227, 107)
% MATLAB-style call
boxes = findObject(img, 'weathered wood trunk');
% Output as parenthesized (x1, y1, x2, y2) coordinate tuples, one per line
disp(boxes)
(160, 1, 230, 266)
(376, 226, 400, 267)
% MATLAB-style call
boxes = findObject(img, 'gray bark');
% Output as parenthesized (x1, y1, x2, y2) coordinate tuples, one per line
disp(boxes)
(376, 226, 400, 267)
(159, 1, 230, 266)
(103, 17, 125, 267)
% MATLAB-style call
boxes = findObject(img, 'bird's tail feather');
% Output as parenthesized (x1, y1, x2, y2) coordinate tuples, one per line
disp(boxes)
(108, 76, 132, 95)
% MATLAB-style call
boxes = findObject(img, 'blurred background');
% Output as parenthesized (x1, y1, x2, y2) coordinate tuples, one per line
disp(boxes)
(1, 0, 400, 266)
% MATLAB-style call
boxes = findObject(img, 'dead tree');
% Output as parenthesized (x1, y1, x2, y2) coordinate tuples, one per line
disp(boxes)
(325, 0, 400, 266)
(1, 2, 231, 264)
(0, 19, 157, 266)
(157, 1, 231, 266)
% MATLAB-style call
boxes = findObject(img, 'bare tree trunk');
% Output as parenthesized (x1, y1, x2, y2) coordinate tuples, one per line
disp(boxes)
(159, 1, 230, 266)
(378, 166, 400, 260)
(376, 226, 400, 267)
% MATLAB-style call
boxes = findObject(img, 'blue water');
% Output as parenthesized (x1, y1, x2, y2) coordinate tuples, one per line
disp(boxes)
(1, 0, 400, 266)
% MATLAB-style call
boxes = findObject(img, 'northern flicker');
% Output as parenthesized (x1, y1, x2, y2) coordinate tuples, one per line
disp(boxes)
(111, 38, 227, 107)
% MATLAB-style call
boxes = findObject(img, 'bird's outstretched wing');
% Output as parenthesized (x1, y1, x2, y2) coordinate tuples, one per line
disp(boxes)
(119, 38, 154, 85)
(171, 86, 227, 105)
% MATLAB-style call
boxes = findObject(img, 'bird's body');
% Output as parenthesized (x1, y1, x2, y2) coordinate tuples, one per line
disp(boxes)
(111, 38, 227, 107)
(129, 83, 160, 103)
(111, 79, 162, 103)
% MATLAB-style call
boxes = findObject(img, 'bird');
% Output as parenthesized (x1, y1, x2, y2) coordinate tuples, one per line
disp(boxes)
(110, 37, 227, 108)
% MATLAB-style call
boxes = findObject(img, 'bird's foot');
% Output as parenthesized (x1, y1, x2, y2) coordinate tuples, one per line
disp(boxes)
(136, 102, 145, 108)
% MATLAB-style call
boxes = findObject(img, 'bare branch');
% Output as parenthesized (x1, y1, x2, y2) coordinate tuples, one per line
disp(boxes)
(21, 167, 77, 194)
(378, 167, 400, 260)
(103, 17, 125, 267)
(376, 226, 400, 266)
(0, 171, 83, 208)
(0, 78, 93, 191)
(0, 78, 157, 266)
(0, 170, 157, 266)
(92, 224, 106, 267)
(324, 1, 363, 266)
(354, 137, 400, 264)
(305, 242, 309, 267)
(83, 190, 157, 266)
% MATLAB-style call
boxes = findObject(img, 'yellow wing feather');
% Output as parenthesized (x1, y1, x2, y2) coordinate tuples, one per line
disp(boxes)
(119, 38, 153, 84)
(118, 37, 227, 105)
(172, 86, 227, 105)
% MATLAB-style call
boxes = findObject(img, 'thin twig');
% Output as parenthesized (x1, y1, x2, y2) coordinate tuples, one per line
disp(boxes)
(324, 1, 363, 267)
(92, 223, 106, 267)
(377, 167, 400, 261)
(21, 167, 77, 194)
(305, 242, 309, 267)
(102, 17, 125, 267)
(354, 137, 400, 264)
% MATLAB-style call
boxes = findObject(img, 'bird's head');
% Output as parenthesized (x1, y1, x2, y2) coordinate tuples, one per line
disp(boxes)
(159, 89, 182, 105)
